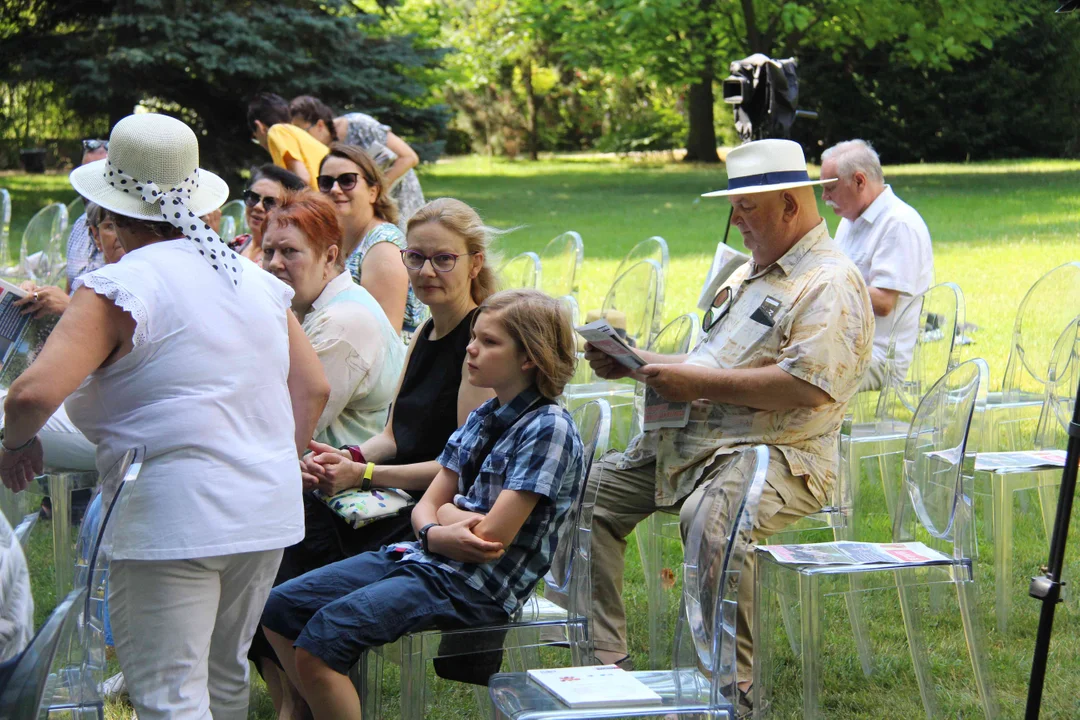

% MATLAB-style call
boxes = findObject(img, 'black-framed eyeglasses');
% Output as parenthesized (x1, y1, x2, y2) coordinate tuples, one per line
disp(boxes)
(703, 286, 733, 333)
(82, 139, 108, 152)
(243, 190, 277, 210)
(401, 249, 479, 273)
(317, 172, 360, 194)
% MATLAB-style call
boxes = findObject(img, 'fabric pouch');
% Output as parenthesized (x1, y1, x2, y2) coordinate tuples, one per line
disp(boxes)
(316, 488, 415, 530)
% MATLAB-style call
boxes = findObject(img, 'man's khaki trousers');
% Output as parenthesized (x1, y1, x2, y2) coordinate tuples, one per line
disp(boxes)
(575, 446, 821, 682)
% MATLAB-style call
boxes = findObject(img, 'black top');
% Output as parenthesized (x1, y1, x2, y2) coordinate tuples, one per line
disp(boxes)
(392, 308, 478, 466)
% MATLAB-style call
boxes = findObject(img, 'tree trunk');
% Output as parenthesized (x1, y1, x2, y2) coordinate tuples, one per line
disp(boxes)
(523, 58, 539, 161)
(684, 70, 719, 163)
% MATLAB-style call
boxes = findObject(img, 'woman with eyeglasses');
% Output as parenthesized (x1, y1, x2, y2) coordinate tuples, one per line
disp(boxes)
(317, 143, 425, 339)
(252, 197, 500, 718)
(229, 165, 307, 263)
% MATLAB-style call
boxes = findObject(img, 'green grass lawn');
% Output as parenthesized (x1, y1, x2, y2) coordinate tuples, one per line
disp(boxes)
(5, 154, 1080, 719)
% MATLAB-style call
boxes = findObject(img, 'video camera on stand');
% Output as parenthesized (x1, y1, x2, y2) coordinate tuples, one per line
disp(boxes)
(722, 53, 817, 141)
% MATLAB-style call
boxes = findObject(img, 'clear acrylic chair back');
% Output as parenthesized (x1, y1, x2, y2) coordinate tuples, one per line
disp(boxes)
(539, 231, 583, 299)
(1001, 261, 1080, 402)
(498, 251, 542, 290)
(600, 258, 662, 349)
(680, 444, 768, 706)
(894, 359, 988, 553)
(877, 282, 965, 419)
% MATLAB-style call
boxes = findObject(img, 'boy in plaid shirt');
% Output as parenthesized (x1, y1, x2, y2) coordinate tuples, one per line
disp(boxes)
(263, 289, 583, 718)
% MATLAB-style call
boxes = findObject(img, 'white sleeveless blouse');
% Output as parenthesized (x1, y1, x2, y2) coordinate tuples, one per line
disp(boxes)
(66, 240, 303, 561)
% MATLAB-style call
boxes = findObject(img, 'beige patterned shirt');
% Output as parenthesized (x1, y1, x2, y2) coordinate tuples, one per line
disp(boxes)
(621, 220, 873, 506)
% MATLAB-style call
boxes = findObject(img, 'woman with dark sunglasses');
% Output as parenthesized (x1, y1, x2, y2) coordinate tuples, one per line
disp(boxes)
(317, 143, 425, 339)
(228, 164, 307, 262)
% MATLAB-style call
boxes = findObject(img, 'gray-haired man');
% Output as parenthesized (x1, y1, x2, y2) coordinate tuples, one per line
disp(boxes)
(821, 139, 933, 391)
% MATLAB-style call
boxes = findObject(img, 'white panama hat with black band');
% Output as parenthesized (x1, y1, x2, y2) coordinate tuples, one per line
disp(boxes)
(70, 113, 242, 287)
(702, 138, 837, 197)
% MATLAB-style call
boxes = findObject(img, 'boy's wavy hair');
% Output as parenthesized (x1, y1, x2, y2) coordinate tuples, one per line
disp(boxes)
(473, 288, 577, 399)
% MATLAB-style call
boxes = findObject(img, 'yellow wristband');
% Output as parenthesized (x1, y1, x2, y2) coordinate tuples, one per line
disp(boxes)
(362, 462, 375, 491)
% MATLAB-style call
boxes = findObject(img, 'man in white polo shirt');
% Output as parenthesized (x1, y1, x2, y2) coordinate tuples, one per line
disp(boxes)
(821, 139, 933, 391)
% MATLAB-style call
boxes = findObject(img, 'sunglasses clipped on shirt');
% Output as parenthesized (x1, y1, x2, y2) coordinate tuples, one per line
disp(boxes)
(82, 139, 108, 152)
(317, 172, 360, 194)
(243, 190, 277, 210)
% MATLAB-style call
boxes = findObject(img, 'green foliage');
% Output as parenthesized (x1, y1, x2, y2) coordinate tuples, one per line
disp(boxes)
(0, 0, 448, 184)
(793, 11, 1080, 162)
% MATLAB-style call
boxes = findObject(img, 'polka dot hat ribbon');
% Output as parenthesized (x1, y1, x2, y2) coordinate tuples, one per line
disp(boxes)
(105, 159, 243, 287)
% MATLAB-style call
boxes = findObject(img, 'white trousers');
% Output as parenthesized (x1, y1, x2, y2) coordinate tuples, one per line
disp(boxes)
(109, 549, 283, 720)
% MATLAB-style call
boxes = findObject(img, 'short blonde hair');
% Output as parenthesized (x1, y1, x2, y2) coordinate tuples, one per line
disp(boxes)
(408, 198, 503, 305)
(473, 289, 577, 399)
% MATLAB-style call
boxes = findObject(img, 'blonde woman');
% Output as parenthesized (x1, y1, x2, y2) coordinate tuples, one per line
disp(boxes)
(263, 289, 584, 716)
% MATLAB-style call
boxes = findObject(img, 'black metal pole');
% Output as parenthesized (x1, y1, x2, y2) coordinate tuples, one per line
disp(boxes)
(1025, 374, 1080, 718)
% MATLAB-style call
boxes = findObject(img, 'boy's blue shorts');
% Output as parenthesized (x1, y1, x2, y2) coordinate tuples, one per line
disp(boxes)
(261, 547, 509, 674)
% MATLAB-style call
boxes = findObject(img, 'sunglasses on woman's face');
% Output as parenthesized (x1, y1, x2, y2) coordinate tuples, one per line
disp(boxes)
(82, 139, 108, 152)
(243, 190, 277, 210)
(317, 172, 360, 194)
(401, 249, 478, 273)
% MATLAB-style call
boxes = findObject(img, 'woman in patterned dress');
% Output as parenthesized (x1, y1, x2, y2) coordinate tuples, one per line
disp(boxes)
(290, 95, 426, 227)
(316, 143, 425, 339)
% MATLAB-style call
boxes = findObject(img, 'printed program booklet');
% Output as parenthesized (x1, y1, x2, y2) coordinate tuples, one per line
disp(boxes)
(761, 541, 952, 566)
(527, 665, 663, 709)
(974, 450, 1068, 472)
(574, 319, 691, 431)
(0, 278, 32, 366)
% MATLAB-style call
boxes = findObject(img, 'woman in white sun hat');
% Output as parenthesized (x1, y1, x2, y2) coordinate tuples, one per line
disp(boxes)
(0, 113, 331, 720)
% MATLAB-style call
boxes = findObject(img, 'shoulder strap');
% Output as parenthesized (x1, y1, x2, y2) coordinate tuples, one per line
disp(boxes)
(459, 396, 557, 496)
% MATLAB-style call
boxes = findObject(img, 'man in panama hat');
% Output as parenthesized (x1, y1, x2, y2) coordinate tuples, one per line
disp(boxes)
(573, 138, 874, 714)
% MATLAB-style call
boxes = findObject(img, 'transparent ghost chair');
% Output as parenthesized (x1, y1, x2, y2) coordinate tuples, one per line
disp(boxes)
(218, 214, 237, 246)
(612, 237, 668, 347)
(0, 588, 88, 718)
(628, 313, 709, 669)
(363, 400, 611, 720)
(219, 198, 248, 236)
(66, 196, 85, 230)
(755, 359, 996, 720)
(10, 203, 67, 283)
(538, 231, 583, 301)
(0, 188, 13, 269)
(845, 283, 965, 535)
(58, 447, 143, 716)
(499, 251, 543, 290)
(562, 259, 663, 451)
(975, 316, 1080, 632)
(488, 444, 769, 720)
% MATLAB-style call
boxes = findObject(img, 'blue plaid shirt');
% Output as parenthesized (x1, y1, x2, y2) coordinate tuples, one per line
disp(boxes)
(65, 214, 104, 292)
(395, 387, 584, 615)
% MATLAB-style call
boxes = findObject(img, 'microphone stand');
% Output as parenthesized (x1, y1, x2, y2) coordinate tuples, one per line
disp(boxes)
(1025, 374, 1080, 718)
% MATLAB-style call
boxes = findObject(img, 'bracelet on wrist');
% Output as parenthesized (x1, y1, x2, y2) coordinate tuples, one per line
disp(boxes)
(361, 461, 375, 491)
(341, 445, 365, 464)
(0, 429, 37, 453)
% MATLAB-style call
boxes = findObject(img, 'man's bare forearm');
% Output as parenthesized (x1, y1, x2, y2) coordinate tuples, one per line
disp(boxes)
(692, 364, 832, 410)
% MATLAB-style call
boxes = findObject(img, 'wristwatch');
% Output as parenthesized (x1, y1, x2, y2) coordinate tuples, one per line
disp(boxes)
(418, 523, 439, 554)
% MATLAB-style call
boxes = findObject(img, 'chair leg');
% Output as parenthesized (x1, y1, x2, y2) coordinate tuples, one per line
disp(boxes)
(834, 457, 873, 678)
(636, 515, 670, 670)
(956, 577, 1000, 719)
(991, 476, 1014, 634)
(400, 634, 427, 720)
(798, 572, 824, 720)
(896, 569, 941, 720)
(52, 473, 75, 600)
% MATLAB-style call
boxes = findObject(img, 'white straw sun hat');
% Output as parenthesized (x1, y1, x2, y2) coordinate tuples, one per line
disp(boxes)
(70, 113, 241, 285)
(702, 138, 836, 197)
